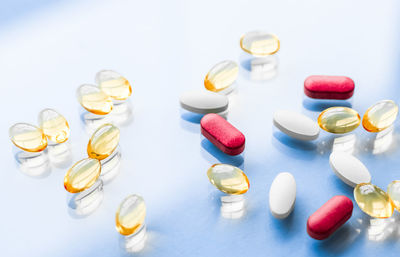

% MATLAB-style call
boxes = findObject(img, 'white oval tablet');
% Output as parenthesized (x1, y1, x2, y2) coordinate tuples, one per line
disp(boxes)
(179, 90, 228, 114)
(269, 172, 296, 219)
(273, 110, 319, 141)
(329, 152, 371, 187)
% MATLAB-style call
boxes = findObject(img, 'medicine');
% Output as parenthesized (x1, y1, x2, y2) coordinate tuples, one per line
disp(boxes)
(77, 84, 113, 115)
(269, 172, 296, 219)
(387, 181, 400, 211)
(116, 194, 146, 236)
(318, 107, 360, 133)
(64, 158, 101, 193)
(204, 60, 239, 93)
(273, 110, 319, 141)
(362, 100, 398, 132)
(96, 70, 132, 100)
(207, 164, 249, 195)
(354, 183, 394, 218)
(304, 75, 355, 100)
(179, 90, 229, 114)
(200, 113, 245, 155)
(9, 123, 48, 152)
(87, 123, 120, 160)
(240, 31, 280, 56)
(307, 195, 353, 240)
(329, 152, 371, 187)
(38, 108, 70, 143)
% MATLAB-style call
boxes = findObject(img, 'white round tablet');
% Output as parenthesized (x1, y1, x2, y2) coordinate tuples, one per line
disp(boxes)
(273, 110, 320, 141)
(179, 90, 229, 114)
(329, 152, 371, 187)
(269, 172, 296, 219)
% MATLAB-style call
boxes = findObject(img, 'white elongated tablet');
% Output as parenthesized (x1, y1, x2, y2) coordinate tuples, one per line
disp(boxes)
(273, 110, 319, 141)
(179, 90, 229, 114)
(329, 152, 371, 187)
(269, 172, 296, 219)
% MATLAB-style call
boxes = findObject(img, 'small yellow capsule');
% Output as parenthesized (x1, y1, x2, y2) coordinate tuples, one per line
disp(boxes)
(96, 70, 132, 100)
(362, 100, 398, 132)
(387, 180, 400, 211)
(354, 183, 394, 218)
(9, 123, 48, 152)
(116, 195, 146, 236)
(77, 84, 113, 115)
(207, 164, 249, 195)
(240, 31, 280, 56)
(204, 60, 239, 92)
(64, 158, 101, 193)
(318, 107, 361, 134)
(87, 123, 120, 160)
(38, 108, 70, 143)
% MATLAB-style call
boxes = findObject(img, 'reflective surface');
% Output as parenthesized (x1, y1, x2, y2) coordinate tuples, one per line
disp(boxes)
(318, 107, 361, 134)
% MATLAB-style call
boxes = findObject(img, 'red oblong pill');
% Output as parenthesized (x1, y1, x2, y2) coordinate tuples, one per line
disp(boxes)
(200, 113, 245, 156)
(307, 195, 353, 240)
(304, 75, 355, 100)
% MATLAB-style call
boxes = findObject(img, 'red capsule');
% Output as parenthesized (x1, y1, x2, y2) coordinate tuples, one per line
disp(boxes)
(304, 75, 355, 100)
(307, 195, 353, 240)
(200, 113, 245, 156)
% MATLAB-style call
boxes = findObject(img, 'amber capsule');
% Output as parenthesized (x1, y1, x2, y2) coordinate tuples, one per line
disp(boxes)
(96, 70, 132, 100)
(64, 158, 101, 193)
(387, 180, 400, 211)
(77, 84, 113, 115)
(9, 123, 48, 152)
(362, 100, 398, 132)
(318, 107, 361, 134)
(240, 31, 280, 56)
(116, 195, 146, 236)
(204, 60, 239, 93)
(87, 123, 120, 160)
(354, 183, 394, 218)
(207, 164, 249, 195)
(38, 108, 70, 143)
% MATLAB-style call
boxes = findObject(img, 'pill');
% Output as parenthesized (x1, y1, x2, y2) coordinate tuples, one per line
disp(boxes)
(87, 123, 120, 160)
(179, 90, 229, 114)
(273, 110, 320, 141)
(329, 152, 371, 187)
(116, 194, 146, 236)
(240, 31, 280, 56)
(269, 172, 296, 219)
(9, 123, 48, 152)
(96, 70, 132, 100)
(307, 195, 353, 240)
(387, 181, 400, 211)
(304, 75, 355, 100)
(207, 163, 249, 195)
(354, 183, 394, 218)
(362, 100, 398, 132)
(200, 113, 245, 155)
(204, 60, 239, 93)
(318, 107, 360, 134)
(38, 108, 70, 144)
(77, 84, 113, 115)
(64, 158, 101, 193)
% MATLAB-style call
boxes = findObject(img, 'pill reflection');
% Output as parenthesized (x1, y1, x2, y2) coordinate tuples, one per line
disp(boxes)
(68, 179, 104, 217)
(47, 142, 73, 168)
(332, 134, 356, 154)
(15, 150, 51, 178)
(250, 56, 278, 81)
(372, 125, 394, 154)
(100, 146, 121, 184)
(122, 225, 147, 253)
(220, 194, 246, 219)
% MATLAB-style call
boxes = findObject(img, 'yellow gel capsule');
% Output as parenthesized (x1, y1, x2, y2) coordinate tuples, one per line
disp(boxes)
(362, 100, 398, 132)
(87, 123, 120, 160)
(116, 194, 146, 236)
(96, 70, 132, 100)
(77, 84, 113, 115)
(204, 60, 239, 92)
(38, 108, 70, 143)
(9, 123, 48, 152)
(64, 158, 101, 193)
(318, 107, 361, 134)
(354, 183, 394, 218)
(207, 164, 249, 195)
(387, 180, 400, 211)
(240, 31, 280, 56)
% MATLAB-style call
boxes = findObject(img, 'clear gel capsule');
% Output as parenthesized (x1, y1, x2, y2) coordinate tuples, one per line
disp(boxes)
(64, 158, 101, 193)
(204, 60, 239, 93)
(87, 123, 120, 160)
(207, 164, 249, 195)
(318, 107, 361, 134)
(9, 123, 48, 152)
(96, 70, 132, 100)
(77, 84, 113, 115)
(362, 100, 398, 132)
(240, 31, 280, 56)
(387, 181, 400, 211)
(38, 108, 70, 143)
(354, 183, 394, 218)
(116, 195, 146, 236)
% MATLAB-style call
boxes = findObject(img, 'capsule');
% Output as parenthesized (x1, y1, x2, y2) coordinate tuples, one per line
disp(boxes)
(207, 164, 249, 195)
(318, 107, 360, 134)
(304, 75, 355, 100)
(200, 113, 245, 155)
(87, 123, 120, 160)
(240, 31, 280, 56)
(64, 158, 101, 193)
(204, 60, 238, 93)
(116, 195, 146, 236)
(38, 108, 70, 143)
(387, 181, 400, 211)
(77, 84, 113, 115)
(354, 183, 394, 218)
(362, 100, 398, 132)
(9, 123, 48, 152)
(96, 70, 132, 100)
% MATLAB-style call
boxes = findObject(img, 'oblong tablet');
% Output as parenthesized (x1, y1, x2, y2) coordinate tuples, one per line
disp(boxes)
(269, 172, 296, 219)
(304, 75, 355, 100)
(273, 110, 319, 140)
(179, 90, 229, 114)
(318, 107, 360, 134)
(307, 195, 353, 240)
(329, 152, 371, 187)
(200, 113, 245, 155)
(362, 100, 398, 132)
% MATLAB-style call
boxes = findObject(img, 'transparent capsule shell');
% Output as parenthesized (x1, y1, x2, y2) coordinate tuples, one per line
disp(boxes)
(318, 107, 361, 134)
(207, 164, 249, 195)
(354, 183, 394, 218)
(64, 158, 101, 193)
(240, 31, 280, 56)
(362, 100, 398, 132)
(38, 108, 70, 143)
(116, 194, 146, 236)
(9, 123, 48, 152)
(96, 70, 132, 100)
(204, 60, 239, 93)
(387, 180, 400, 211)
(77, 84, 113, 115)
(87, 123, 120, 160)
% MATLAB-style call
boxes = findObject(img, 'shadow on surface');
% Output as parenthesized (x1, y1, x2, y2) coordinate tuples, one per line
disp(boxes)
(200, 139, 244, 167)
